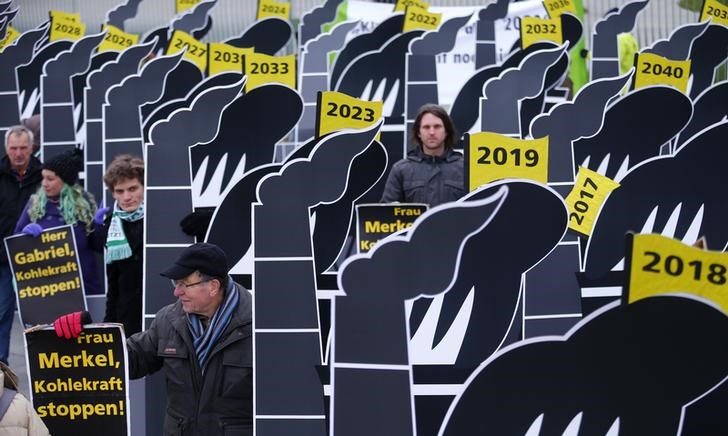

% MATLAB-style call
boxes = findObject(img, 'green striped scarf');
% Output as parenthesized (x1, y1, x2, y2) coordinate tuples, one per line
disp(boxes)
(105, 201, 144, 264)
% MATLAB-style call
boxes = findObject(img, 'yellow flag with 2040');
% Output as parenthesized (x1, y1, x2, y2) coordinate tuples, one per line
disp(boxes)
(627, 233, 728, 314)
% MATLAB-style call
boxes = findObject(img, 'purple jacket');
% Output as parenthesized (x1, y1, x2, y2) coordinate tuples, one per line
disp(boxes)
(14, 199, 104, 295)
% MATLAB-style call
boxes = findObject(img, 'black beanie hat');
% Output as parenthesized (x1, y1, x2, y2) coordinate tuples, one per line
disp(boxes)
(43, 148, 83, 185)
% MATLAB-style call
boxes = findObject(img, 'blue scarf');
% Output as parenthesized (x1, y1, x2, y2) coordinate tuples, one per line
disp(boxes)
(186, 278, 239, 372)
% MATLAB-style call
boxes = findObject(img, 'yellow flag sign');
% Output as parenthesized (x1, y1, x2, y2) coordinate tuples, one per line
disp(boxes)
(633, 53, 691, 94)
(565, 167, 620, 236)
(316, 91, 383, 138)
(167, 30, 208, 72)
(627, 233, 728, 314)
(466, 132, 548, 190)
(243, 52, 295, 91)
(520, 16, 563, 49)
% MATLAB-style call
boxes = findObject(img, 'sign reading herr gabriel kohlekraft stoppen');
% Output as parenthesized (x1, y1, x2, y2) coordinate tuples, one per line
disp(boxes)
(356, 204, 428, 253)
(26, 325, 129, 436)
(3, 225, 86, 326)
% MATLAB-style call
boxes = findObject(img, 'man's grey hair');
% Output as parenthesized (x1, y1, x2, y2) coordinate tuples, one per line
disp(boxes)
(4, 125, 34, 148)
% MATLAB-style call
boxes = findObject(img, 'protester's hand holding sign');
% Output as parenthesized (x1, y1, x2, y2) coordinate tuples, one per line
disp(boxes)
(21, 223, 43, 237)
(54, 311, 92, 339)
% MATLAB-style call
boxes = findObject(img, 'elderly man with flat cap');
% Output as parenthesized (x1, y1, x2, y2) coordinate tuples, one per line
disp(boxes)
(55, 242, 253, 435)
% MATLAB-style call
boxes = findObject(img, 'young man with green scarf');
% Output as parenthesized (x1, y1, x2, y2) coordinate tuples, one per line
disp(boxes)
(97, 154, 145, 336)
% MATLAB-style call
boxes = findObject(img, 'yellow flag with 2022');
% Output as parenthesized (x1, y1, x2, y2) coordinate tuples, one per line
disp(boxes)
(402, 5, 441, 32)
(627, 233, 728, 314)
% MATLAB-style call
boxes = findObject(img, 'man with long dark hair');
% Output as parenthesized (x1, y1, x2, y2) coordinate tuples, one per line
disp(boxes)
(381, 103, 465, 207)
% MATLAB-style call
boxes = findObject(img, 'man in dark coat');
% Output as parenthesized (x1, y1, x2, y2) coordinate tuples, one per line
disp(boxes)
(55, 243, 253, 435)
(0, 126, 42, 363)
(380, 104, 465, 207)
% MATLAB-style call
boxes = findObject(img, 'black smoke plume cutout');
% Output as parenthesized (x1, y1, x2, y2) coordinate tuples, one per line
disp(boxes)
(310, 138, 387, 275)
(0, 26, 47, 89)
(330, 14, 404, 94)
(143, 71, 242, 144)
(18, 39, 72, 115)
(299, 0, 344, 46)
(480, 0, 509, 21)
(148, 81, 242, 158)
(409, 181, 567, 367)
(530, 72, 633, 183)
(258, 120, 382, 208)
(0, 7, 16, 26)
(86, 39, 156, 120)
(171, 0, 217, 33)
(191, 83, 302, 203)
(676, 82, 728, 149)
(336, 31, 424, 120)
(43, 33, 106, 101)
(686, 24, 728, 99)
(225, 17, 293, 55)
(481, 44, 567, 135)
(0, 17, 7, 41)
(140, 60, 203, 121)
(442, 296, 728, 435)
(0, 2, 10, 13)
(332, 188, 508, 436)
(72, 51, 119, 132)
(643, 20, 709, 60)
(572, 86, 692, 180)
(105, 51, 184, 141)
(141, 0, 215, 54)
(205, 138, 319, 281)
(583, 121, 728, 282)
(593, 0, 650, 55)
(0, 26, 47, 131)
(105, 0, 143, 30)
(410, 14, 471, 55)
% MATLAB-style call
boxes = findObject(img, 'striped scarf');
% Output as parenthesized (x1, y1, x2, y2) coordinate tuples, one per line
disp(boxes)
(105, 201, 144, 264)
(186, 278, 239, 372)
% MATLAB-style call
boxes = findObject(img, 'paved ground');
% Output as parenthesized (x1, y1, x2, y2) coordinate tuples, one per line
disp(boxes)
(8, 312, 30, 396)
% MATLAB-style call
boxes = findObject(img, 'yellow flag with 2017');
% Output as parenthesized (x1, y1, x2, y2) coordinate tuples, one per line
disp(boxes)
(627, 233, 728, 314)
(565, 167, 620, 236)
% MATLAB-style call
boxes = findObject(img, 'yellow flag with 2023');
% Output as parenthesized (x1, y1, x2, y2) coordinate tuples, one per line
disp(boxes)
(627, 233, 728, 314)
(316, 92, 382, 138)
(466, 132, 548, 190)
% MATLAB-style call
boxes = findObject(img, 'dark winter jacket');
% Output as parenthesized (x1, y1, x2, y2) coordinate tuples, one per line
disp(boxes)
(380, 147, 465, 207)
(0, 156, 42, 264)
(102, 216, 143, 336)
(126, 284, 253, 436)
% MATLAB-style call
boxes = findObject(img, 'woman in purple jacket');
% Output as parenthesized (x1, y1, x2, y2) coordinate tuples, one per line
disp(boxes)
(14, 148, 104, 296)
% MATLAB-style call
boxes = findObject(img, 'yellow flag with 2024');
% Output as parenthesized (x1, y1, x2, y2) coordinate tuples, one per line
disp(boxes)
(627, 233, 728, 314)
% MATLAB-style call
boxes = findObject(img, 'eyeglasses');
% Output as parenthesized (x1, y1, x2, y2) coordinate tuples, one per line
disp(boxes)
(171, 278, 210, 291)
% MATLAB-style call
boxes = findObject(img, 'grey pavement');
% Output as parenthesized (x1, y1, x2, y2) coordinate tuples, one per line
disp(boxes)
(8, 311, 29, 397)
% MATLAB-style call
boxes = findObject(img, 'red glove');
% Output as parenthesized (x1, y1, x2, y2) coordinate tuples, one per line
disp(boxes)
(54, 311, 92, 339)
